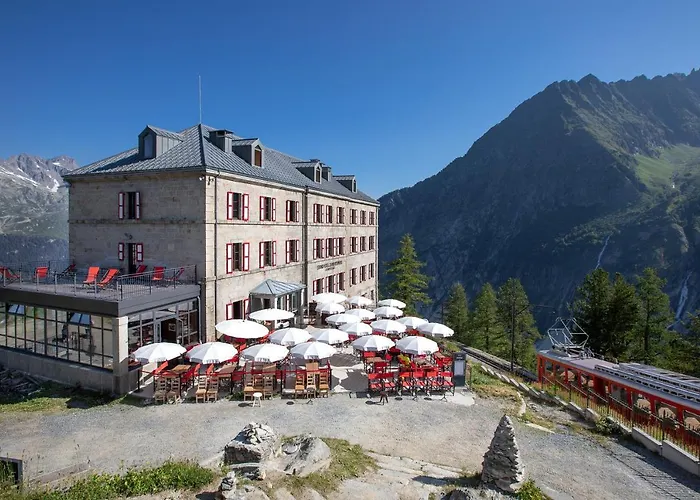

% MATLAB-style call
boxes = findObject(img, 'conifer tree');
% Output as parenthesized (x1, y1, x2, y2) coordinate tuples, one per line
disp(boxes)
(604, 273, 639, 359)
(496, 278, 539, 369)
(384, 234, 431, 316)
(634, 267, 673, 364)
(571, 268, 611, 356)
(471, 283, 502, 352)
(444, 282, 470, 343)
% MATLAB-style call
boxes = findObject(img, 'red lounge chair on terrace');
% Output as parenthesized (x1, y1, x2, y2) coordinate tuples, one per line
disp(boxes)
(34, 266, 49, 282)
(0, 267, 20, 283)
(97, 268, 119, 288)
(134, 265, 147, 275)
(164, 267, 184, 284)
(83, 266, 100, 285)
(57, 263, 76, 277)
(152, 266, 165, 282)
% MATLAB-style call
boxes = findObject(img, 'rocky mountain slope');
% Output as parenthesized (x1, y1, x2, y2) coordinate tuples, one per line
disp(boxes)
(0, 154, 78, 263)
(378, 69, 700, 327)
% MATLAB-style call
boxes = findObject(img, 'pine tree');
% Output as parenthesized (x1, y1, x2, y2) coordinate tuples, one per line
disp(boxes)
(471, 283, 503, 353)
(496, 278, 539, 370)
(605, 273, 639, 359)
(384, 234, 431, 316)
(444, 283, 470, 343)
(634, 267, 673, 364)
(571, 268, 611, 356)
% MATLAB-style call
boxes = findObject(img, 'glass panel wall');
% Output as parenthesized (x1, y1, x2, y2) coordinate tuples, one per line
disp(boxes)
(0, 302, 113, 369)
(127, 299, 199, 354)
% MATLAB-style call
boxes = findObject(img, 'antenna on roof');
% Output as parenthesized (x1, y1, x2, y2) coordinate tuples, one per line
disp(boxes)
(198, 75, 202, 124)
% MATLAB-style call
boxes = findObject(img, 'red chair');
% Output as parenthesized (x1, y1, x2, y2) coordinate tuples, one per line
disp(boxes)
(83, 266, 100, 285)
(0, 267, 20, 283)
(97, 268, 119, 288)
(152, 266, 165, 282)
(164, 267, 184, 284)
(34, 266, 49, 282)
(134, 265, 147, 275)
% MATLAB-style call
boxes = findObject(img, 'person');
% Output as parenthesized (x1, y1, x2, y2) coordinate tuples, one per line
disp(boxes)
(379, 390, 389, 405)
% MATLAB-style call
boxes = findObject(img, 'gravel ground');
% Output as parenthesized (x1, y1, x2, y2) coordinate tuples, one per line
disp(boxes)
(1, 393, 699, 499)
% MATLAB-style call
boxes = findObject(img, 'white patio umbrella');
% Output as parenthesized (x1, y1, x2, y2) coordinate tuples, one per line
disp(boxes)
(347, 295, 373, 308)
(373, 306, 404, 319)
(418, 322, 455, 338)
(268, 328, 312, 347)
(290, 341, 337, 360)
(310, 292, 347, 304)
(310, 328, 350, 345)
(215, 319, 269, 339)
(346, 308, 376, 321)
(249, 308, 294, 322)
(396, 335, 439, 356)
(326, 313, 360, 326)
(186, 342, 238, 364)
(339, 321, 374, 337)
(398, 316, 429, 329)
(370, 319, 407, 335)
(316, 302, 346, 315)
(378, 298, 407, 309)
(131, 342, 186, 364)
(240, 343, 289, 363)
(352, 335, 395, 352)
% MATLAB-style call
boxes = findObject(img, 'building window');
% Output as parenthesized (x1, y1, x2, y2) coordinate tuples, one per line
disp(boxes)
(360, 265, 367, 282)
(327, 275, 335, 293)
(360, 236, 366, 252)
(313, 203, 324, 223)
(369, 211, 375, 225)
(226, 299, 249, 320)
(226, 242, 250, 273)
(338, 237, 345, 255)
(336, 207, 345, 224)
(254, 146, 263, 167)
(259, 241, 277, 268)
(351, 268, 357, 286)
(315, 166, 321, 183)
(360, 210, 367, 225)
(142, 132, 155, 158)
(312, 278, 323, 295)
(286, 200, 300, 222)
(259, 196, 276, 221)
(325, 205, 333, 223)
(312, 238, 326, 259)
(227, 192, 249, 221)
(369, 236, 375, 250)
(285, 239, 301, 263)
(338, 272, 345, 291)
(369, 263, 375, 278)
(350, 237, 358, 253)
(350, 209, 358, 224)
(118, 191, 141, 220)
(326, 238, 334, 257)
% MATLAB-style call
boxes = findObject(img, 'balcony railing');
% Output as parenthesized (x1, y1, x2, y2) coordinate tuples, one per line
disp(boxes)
(0, 261, 199, 301)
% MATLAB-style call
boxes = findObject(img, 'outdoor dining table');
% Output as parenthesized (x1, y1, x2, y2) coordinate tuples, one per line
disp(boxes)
(168, 364, 192, 391)
(217, 364, 238, 394)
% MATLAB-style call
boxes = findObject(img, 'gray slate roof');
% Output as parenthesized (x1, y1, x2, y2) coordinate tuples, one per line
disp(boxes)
(66, 124, 378, 204)
(249, 279, 306, 297)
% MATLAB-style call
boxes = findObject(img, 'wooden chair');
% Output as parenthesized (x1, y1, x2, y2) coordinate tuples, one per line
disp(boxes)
(195, 375, 208, 403)
(243, 374, 256, 401)
(262, 375, 274, 399)
(318, 371, 330, 397)
(153, 377, 168, 404)
(305, 371, 317, 398)
(166, 377, 181, 403)
(294, 374, 306, 399)
(206, 377, 219, 402)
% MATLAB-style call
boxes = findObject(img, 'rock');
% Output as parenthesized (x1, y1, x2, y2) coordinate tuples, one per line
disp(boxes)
(446, 488, 481, 500)
(225, 422, 281, 465)
(281, 435, 332, 477)
(481, 415, 525, 493)
(216, 471, 238, 499)
(229, 462, 267, 480)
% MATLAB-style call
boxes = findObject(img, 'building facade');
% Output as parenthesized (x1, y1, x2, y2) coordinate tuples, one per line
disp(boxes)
(0, 123, 378, 393)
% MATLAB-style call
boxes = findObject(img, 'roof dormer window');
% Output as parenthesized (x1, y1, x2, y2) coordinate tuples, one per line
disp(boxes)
(254, 145, 263, 167)
(142, 132, 155, 159)
(352, 179, 357, 192)
(315, 166, 321, 183)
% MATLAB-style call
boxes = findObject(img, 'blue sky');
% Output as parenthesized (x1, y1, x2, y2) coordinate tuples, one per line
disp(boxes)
(1, 1, 699, 198)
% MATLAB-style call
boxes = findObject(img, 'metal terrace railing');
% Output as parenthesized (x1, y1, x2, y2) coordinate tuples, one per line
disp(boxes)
(0, 261, 199, 301)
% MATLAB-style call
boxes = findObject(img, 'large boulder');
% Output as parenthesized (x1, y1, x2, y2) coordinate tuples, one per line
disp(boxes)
(225, 422, 280, 465)
(481, 415, 525, 493)
(281, 435, 332, 477)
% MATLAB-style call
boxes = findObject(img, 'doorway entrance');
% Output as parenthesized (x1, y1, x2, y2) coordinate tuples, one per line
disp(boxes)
(127, 243, 138, 274)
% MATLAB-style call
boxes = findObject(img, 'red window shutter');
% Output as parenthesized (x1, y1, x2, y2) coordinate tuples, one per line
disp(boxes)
(285, 240, 290, 264)
(243, 242, 250, 271)
(118, 192, 125, 219)
(135, 243, 144, 262)
(135, 191, 141, 220)
(296, 202, 300, 223)
(243, 194, 250, 221)
(260, 196, 265, 221)
(226, 303, 234, 320)
(312, 281, 318, 295)
(227, 192, 234, 220)
(296, 239, 300, 262)
(272, 241, 277, 266)
(313, 239, 318, 259)
(226, 243, 233, 274)
(272, 198, 277, 221)
(285, 201, 290, 222)
(259, 241, 265, 268)
(117, 242, 124, 261)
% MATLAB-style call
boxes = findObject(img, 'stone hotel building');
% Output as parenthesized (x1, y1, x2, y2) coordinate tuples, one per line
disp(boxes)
(0, 124, 378, 393)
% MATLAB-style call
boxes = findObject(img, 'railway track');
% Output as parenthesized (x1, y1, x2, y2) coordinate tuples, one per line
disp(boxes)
(463, 346, 538, 381)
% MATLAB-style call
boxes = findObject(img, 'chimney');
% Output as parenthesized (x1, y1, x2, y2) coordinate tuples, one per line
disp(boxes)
(321, 165, 332, 181)
(210, 129, 233, 152)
